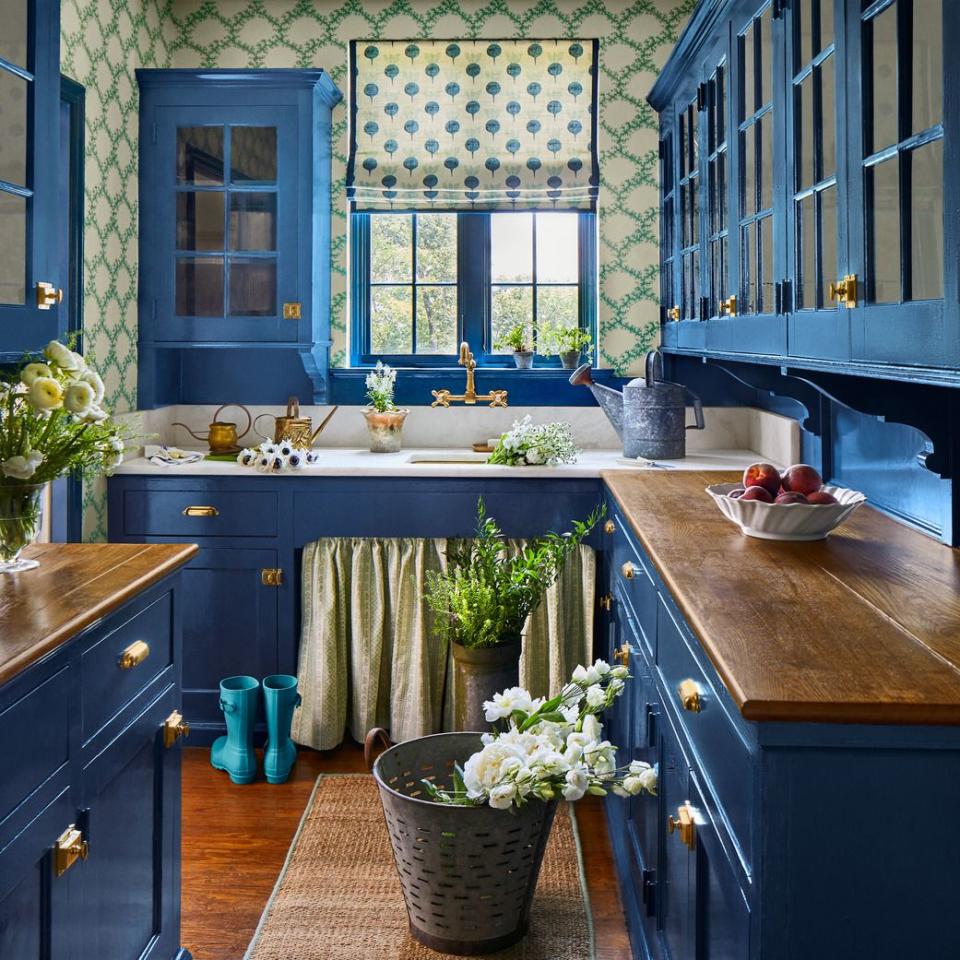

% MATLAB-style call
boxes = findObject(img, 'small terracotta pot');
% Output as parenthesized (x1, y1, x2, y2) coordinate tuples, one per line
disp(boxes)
(513, 350, 534, 369)
(363, 408, 409, 453)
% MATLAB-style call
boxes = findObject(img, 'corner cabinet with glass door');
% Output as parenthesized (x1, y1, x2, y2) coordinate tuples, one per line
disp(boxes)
(137, 70, 342, 407)
(652, 0, 957, 380)
(0, 0, 63, 361)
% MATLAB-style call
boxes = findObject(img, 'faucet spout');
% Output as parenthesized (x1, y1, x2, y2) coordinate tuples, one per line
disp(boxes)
(431, 342, 509, 408)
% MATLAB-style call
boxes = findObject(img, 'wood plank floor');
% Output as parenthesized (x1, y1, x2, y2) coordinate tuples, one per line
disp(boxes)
(181, 744, 632, 960)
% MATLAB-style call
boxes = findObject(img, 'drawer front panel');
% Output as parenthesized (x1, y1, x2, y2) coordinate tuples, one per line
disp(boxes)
(81, 591, 173, 741)
(0, 668, 71, 826)
(657, 596, 753, 868)
(611, 514, 658, 657)
(121, 488, 278, 538)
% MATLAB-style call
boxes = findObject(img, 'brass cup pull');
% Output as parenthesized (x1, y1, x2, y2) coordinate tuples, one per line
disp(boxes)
(678, 678, 703, 713)
(603, 519, 616, 535)
(54, 825, 88, 877)
(613, 642, 630, 667)
(667, 802, 697, 850)
(182, 505, 219, 518)
(163, 710, 190, 749)
(621, 561, 636, 580)
(118, 640, 150, 670)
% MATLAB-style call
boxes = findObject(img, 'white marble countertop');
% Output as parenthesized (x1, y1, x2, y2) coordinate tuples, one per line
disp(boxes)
(113, 447, 769, 479)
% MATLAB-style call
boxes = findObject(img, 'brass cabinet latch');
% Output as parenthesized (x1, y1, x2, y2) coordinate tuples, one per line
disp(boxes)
(829, 274, 858, 308)
(36, 281, 63, 310)
(621, 561, 636, 581)
(283, 302, 302, 320)
(598, 593, 612, 612)
(678, 678, 703, 713)
(54, 824, 88, 877)
(718, 294, 737, 317)
(118, 640, 150, 670)
(163, 710, 190, 749)
(603, 519, 616, 535)
(261, 568, 284, 587)
(667, 802, 698, 851)
(667, 305, 681, 321)
(613, 642, 630, 667)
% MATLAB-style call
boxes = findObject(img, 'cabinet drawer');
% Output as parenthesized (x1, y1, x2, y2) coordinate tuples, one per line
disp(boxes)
(81, 591, 173, 741)
(121, 489, 278, 538)
(610, 514, 658, 656)
(657, 596, 753, 867)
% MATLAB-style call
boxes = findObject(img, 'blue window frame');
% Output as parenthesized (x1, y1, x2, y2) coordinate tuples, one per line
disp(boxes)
(351, 210, 597, 368)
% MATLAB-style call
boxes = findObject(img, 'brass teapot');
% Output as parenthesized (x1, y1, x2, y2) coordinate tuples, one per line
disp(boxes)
(254, 397, 338, 447)
(172, 404, 253, 455)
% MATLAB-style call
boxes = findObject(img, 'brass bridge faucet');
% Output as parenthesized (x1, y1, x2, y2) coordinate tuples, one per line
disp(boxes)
(431, 342, 508, 408)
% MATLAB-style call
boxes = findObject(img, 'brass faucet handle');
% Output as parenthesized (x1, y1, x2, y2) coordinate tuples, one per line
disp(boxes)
(431, 389, 452, 408)
(488, 390, 508, 408)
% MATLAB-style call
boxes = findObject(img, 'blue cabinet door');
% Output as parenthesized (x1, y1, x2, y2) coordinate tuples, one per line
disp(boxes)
(0, 0, 64, 360)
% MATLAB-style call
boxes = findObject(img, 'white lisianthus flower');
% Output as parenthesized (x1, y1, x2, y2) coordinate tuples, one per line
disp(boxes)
(483, 686, 535, 722)
(560, 703, 580, 725)
(463, 741, 526, 797)
(28, 377, 64, 411)
(488, 782, 518, 810)
(1, 450, 44, 480)
(63, 380, 96, 417)
(80, 368, 105, 403)
(581, 714, 602, 742)
(44, 340, 80, 371)
(592, 659, 611, 677)
(585, 684, 606, 709)
(21, 362, 53, 387)
(562, 766, 589, 801)
(610, 665, 629, 680)
(571, 664, 589, 684)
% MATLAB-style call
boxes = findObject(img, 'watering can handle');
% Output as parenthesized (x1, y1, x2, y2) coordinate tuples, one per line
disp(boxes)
(644, 349, 664, 387)
(286, 396, 301, 419)
(685, 390, 705, 431)
(364, 727, 392, 772)
(253, 413, 276, 442)
(213, 403, 253, 441)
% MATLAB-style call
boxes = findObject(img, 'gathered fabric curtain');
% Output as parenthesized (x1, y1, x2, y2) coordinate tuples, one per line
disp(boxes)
(292, 537, 595, 751)
(346, 39, 599, 211)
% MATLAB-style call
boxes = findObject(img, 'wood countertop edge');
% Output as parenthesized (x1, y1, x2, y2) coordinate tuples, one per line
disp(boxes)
(0, 542, 199, 687)
(600, 471, 960, 727)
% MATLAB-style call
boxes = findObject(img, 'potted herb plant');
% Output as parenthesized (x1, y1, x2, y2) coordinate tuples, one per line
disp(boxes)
(0, 340, 127, 573)
(552, 326, 593, 369)
(494, 323, 534, 368)
(425, 498, 601, 730)
(363, 362, 408, 453)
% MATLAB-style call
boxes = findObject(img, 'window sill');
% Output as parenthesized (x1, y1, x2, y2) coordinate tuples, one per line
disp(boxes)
(329, 366, 626, 406)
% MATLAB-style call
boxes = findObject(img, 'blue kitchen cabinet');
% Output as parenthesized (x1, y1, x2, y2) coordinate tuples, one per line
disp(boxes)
(137, 70, 342, 406)
(0, 0, 65, 361)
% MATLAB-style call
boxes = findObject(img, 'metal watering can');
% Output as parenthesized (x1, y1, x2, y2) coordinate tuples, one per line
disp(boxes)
(254, 397, 339, 448)
(171, 403, 252, 455)
(569, 349, 705, 460)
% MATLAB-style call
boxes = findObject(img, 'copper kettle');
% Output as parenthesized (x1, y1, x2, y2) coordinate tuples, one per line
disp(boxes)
(172, 404, 252, 454)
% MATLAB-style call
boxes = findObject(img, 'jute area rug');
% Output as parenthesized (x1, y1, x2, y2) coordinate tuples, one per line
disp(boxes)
(244, 774, 596, 960)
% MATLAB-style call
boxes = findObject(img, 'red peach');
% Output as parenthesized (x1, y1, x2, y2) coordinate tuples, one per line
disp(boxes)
(806, 490, 838, 505)
(727, 487, 746, 499)
(742, 462, 781, 497)
(781, 464, 823, 496)
(775, 491, 809, 504)
(740, 486, 774, 503)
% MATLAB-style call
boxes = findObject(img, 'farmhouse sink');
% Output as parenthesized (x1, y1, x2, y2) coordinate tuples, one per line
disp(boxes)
(404, 451, 490, 464)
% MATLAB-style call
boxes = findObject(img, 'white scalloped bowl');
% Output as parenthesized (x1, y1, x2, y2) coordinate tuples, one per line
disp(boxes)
(706, 483, 866, 541)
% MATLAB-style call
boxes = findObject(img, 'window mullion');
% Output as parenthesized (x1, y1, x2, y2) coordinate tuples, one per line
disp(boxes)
(459, 213, 487, 357)
(532, 213, 539, 349)
(411, 214, 418, 355)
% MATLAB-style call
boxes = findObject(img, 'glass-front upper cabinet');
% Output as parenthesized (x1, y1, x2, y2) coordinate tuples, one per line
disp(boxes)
(678, 95, 702, 322)
(0, 0, 62, 360)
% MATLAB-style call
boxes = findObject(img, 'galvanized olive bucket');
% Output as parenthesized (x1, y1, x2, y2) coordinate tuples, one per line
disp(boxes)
(366, 728, 558, 956)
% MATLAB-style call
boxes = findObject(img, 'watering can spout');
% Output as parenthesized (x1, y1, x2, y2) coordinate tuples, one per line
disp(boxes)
(569, 363, 624, 438)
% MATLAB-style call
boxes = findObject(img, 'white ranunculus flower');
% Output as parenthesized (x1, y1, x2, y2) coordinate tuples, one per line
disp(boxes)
(80, 368, 105, 403)
(483, 686, 536, 722)
(69, 351, 86, 372)
(488, 782, 517, 810)
(1, 450, 44, 480)
(44, 340, 80, 371)
(78, 404, 108, 423)
(562, 767, 589, 802)
(28, 377, 64, 411)
(63, 380, 96, 416)
(585, 684, 606, 708)
(21, 362, 53, 387)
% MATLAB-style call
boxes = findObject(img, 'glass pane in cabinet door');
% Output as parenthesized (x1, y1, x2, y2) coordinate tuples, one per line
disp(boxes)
(870, 5, 898, 153)
(740, 225, 752, 313)
(796, 72, 814, 190)
(821, 55, 836, 178)
(759, 114, 773, 211)
(176, 192, 224, 250)
(820, 185, 837, 309)
(680, 183, 689, 246)
(176, 257, 224, 316)
(820, 0, 834, 51)
(228, 258, 277, 316)
(0, 1, 27, 68)
(231, 127, 277, 183)
(0, 191, 25, 305)
(691, 177, 699, 244)
(0, 67, 28, 187)
(910, 139, 942, 301)
(869, 157, 900, 302)
(912, 0, 941, 134)
(759, 216, 773, 312)
(415, 286, 457, 353)
(798, 193, 816, 309)
(742, 128, 755, 217)
(759, 5, 773, 106)
(229, 193, 277, 251)
(742, 28, 755, 117)
(177, 127, 224, 184)
(371, 286, 412, 353)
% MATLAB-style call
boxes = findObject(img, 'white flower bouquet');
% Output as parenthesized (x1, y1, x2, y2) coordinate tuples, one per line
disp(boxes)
(422, 659, 657, 810)
(365, 361, 398, 412)
(237, 440, 320, 473)
(488, 416, 580, 466)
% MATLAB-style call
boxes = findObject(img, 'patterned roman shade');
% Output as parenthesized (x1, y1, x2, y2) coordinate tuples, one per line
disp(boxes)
(347, 39, 599, 211)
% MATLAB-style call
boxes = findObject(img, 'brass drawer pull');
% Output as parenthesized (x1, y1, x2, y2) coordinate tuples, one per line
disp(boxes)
(54, 824, 88, 877)
(613, 642, 630, 667)
(118, 640, 150, 670)
(603, 519, 615, 535)
(163, 710, 190, 749)
(678, 678, 703, 713)
(182, 505, 219, 518)
(667, 802, 697, 850)
(621, 561, 636, 580)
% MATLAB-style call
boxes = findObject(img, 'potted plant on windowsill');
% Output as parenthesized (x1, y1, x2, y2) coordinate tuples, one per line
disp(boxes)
(494, 323, 535, 368)
(425, 498, 601, 730)
(551, 326, 593, 369)
(363, 362, 408, 453)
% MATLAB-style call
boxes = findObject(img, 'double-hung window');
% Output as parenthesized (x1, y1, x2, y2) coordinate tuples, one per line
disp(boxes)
(352, 209, 595, 366)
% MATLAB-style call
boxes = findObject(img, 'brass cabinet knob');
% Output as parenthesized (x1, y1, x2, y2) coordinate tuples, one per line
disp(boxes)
(118, 640, 150, 670)
(603, 519, 616, 535)
(668, 305, 681, 321)
(613, 642, 630, 667)
(678, 678, 703, 712)
(54, 824, 88, 877)
(667, 802, 697, 850)
(718, 294, 737, 317)
(621, 561, 636, 580)
(163, 710, 190, 749)
(182, 505, 219, 517)
(828, 273, 858, 308)
(36, 281, 63, 310)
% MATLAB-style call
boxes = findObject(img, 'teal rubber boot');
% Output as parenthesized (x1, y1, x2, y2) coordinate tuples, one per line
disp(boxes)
(263, 675, 301, 785)
(211, 676, 260, 784)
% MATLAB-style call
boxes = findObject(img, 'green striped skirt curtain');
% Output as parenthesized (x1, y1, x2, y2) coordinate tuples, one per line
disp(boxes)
(291, 538, 595, 751)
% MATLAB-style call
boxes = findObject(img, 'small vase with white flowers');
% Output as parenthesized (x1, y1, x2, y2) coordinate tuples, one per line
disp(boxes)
(363, 362, 409, 453)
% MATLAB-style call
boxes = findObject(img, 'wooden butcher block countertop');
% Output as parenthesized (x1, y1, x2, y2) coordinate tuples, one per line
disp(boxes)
(0, 542, 198, 686)
(602, 471, 960, 725)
